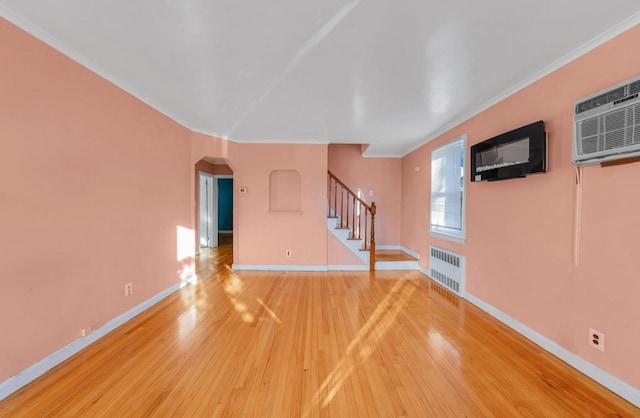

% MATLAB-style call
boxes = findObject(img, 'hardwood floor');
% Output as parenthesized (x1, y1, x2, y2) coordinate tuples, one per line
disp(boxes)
(1, 241, 637, 417)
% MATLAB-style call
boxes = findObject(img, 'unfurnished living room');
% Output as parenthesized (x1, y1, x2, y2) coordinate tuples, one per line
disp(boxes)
(1, 1, 640, 416)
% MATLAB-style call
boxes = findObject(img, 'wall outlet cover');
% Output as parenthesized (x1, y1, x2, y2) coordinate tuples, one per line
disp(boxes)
(589, 328, 605, 352)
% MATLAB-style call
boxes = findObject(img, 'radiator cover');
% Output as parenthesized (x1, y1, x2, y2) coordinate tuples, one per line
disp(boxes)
(429, 246, 465, 295)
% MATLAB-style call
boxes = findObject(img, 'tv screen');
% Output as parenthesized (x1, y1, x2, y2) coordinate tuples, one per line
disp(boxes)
(470, 121, 546, 182)
(476, 137, 530, 172)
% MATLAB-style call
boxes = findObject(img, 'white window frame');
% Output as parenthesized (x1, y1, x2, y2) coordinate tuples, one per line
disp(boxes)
(430, 134, 467, 243)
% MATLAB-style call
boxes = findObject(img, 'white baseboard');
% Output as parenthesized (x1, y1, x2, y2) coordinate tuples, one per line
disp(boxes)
(0, 277, 192, 402)
(463, 292, 640, 408)
(376, 245, 420, 260)
(400, 246, 420, 260)
(327, 265, 369, 271)
(231, 264, 328, 272)
(375, 260, 420, 270)
(376, 245, 400, 250)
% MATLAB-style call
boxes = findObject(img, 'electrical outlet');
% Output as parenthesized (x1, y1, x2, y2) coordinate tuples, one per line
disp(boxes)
(125, 282, 133, 296)
(285, 250, 292, 257)
(589, 328, 604, 352)
(81, 326, 92, 337)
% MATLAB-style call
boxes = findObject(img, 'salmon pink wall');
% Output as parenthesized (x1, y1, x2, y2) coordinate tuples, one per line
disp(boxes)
(190, 138, 329, 267)
(327, 232, 366, 266)
(328, 144, 401, 246)
(0, 18, 192, 382)
(228, 143, 328, 267)
(401, 25, 640, 390)
(195, 160, 233, 176)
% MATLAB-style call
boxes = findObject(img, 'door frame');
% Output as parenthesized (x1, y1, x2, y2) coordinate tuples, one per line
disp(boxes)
(199, 172, 234, 250)
(198, 171, 216, 249)
(214, 175, 234, 235)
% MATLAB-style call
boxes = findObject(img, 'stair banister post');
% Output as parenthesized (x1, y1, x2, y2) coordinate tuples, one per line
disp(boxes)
(333, 179, 338, 219)
(364, 212, 368, 249)
(351, 197, 355, 239)
(327, 174, 331, 217)
(347, 194, 351, 232)
(357, 201, 361, 239)
(369, 202, 376, 272)
(340, 188, 344, 227)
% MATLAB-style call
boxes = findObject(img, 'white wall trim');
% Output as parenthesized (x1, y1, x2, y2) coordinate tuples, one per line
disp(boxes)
(3, 3, 640, 159)
(232, 264, 328, 272)
(463, 292, 640, 408)
(198, 171, 217, 248)
(375, 260, 419, 271)
(327, 265, 369, 271)
(0, 277, 192, 402)
(417, 268, 640, 407)
(0, 6, 331, 147)
(400, 246, 420, 260)
(376, 245, 401, 250)
(0, 5, 197, 133)
(376, 245, 420, 260)
(402, 10, 640, 157)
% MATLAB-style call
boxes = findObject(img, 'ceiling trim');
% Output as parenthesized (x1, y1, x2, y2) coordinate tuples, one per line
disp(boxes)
(402, 12, 640, 157)
(2, 4, 640, 158)
(190, 127, 331, 146)
(0, 5, 332, 149)
(0, 4, 195, 132)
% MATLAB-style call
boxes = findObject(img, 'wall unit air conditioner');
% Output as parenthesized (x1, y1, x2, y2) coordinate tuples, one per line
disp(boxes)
(573, 74, 640, 166)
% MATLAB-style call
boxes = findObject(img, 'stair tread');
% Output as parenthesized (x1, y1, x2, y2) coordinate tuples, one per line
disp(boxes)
(375, 250, 418, 262)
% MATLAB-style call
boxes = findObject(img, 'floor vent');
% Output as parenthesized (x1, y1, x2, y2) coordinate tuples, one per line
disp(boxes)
(429, 246, 465, 296)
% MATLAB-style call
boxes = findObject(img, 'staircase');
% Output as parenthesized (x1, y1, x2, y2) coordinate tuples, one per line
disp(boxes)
(327, 171, 418, 271)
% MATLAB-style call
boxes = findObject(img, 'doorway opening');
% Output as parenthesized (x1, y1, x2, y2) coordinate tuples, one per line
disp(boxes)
(196, 158, 234, 254)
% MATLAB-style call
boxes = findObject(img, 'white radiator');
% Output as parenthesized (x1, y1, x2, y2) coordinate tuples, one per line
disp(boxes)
(429, 246, 465, 295)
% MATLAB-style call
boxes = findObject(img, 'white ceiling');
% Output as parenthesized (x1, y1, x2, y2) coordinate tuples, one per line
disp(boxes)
(2, 1, 640, 156)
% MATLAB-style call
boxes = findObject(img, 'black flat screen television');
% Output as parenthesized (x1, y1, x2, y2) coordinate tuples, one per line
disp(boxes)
(470, 120, 546, 182)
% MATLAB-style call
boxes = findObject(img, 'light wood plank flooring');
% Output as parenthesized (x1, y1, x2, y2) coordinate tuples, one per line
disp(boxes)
(1, 241, 637, 416)
(375, 250, 417, 262)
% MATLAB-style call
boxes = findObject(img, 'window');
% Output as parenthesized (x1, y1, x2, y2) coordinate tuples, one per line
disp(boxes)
(430, 135, 466, 242)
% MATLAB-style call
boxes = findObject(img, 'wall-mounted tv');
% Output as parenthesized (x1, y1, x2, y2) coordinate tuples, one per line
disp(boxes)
(470, 120, 546, 182)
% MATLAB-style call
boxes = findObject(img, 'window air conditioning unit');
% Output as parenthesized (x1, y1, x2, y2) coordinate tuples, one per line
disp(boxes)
(573, 74, 640, 166)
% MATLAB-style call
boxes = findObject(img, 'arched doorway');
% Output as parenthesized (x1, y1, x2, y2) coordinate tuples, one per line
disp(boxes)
(195, 157, 234, 254)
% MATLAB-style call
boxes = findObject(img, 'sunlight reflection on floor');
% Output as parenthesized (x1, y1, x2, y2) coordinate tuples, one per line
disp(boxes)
(304, 275, 417, 416)
(219, 265, 254, 323)
(256, 297, 282, 323)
